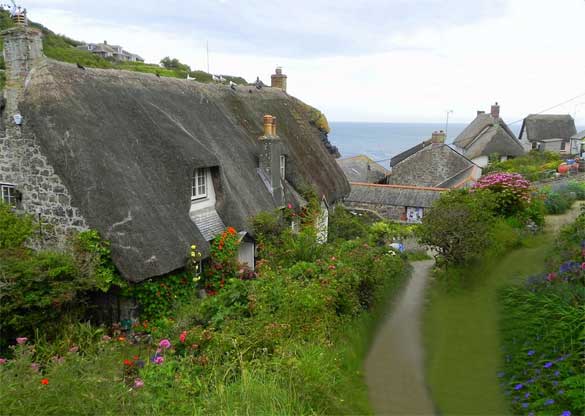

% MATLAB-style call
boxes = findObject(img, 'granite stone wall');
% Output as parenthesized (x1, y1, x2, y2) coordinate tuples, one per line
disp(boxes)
(1, 26, 87, 245)
(344, 201, 406, 221)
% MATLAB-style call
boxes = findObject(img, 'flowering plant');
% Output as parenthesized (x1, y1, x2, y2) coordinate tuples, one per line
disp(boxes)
(205, 227, 240, 292)
(472, 172, 532, 216)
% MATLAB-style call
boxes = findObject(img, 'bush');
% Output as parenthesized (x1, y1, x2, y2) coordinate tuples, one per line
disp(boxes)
(484, 151, 562, 181)
(0, 203, 34, 249)
(328, 205, 368, 242)
(472, 172, 532, 217)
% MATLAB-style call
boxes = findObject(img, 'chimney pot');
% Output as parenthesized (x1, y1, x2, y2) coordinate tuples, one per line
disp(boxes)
(490, 102, 500, 119)
(431, 130, 446, 144)
(271, 116, 277, 136)
(263, 115, 273, 136)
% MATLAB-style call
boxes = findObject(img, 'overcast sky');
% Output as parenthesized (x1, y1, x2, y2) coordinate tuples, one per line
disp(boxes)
(27, 0, 585, 125)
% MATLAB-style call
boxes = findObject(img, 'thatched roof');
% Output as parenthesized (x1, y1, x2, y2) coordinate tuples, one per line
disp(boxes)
(453, 113, 524, 159)
(337, 155, 388, 183)
(21, 60, 349, 282)
(346, 183, 446, 208)
(519, 114, 577, 142)
(386, 143, 478, 188)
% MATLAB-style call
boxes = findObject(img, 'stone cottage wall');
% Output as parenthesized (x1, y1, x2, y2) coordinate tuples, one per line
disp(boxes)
(1, 26, 87, 245)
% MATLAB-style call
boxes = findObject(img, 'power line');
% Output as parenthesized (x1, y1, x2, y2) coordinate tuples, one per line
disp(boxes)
(508, 91, 585, 125)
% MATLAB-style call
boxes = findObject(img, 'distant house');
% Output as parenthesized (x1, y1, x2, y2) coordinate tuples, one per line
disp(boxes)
(519, 114, 578, 155)
(337, 155, 389, 184)
(453, 103, 525, 167)
(571, 130, 585, 157)
(386, 131, 481, 189)
(344, 183, 447, 223)
(76, 40, 144, 63)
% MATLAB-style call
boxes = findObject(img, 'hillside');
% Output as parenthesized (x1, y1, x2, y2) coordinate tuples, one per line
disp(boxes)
(0, 9, 247, 86)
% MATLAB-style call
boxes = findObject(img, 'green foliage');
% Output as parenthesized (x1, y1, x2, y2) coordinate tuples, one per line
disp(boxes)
(160, 56, 191, 72)
(540, 181, 585, 215)
(328, 205, 368, 242)
(417, 189, 497, 265)
(368, 221, 416, 246)
(0, 203, 34, 249)
(127, 273, 198, 321)
(204, 227, 241, 293)
(484, 151, 562, 181)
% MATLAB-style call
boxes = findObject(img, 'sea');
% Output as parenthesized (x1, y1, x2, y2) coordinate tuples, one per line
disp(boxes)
(329, 122, 523, 169)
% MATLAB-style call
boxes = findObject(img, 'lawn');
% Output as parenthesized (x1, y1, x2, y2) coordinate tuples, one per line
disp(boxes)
(423, 235, 553, 414)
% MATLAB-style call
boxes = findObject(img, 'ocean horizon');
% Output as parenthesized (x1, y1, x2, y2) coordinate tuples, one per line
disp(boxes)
(328, 121, 522, 169)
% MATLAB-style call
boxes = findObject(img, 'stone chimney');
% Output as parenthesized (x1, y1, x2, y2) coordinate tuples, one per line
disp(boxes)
(2, 25, 43, 85)
(431, 130, 446, 144)
(491, 102, 500, 120)
(259, 115, 283, 206)
(270, 66, 287, 92)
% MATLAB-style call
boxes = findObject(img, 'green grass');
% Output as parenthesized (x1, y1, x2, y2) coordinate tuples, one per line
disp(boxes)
(423, 235, 554, 415)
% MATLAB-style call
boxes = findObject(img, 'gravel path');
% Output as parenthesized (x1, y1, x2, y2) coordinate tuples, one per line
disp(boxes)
(365, 260, 435, 415)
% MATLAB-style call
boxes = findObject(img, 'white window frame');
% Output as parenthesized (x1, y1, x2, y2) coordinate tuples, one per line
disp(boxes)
(191, 168, 208, 200)
(279, 155, 286, 180)
(1, 183, 17, 206)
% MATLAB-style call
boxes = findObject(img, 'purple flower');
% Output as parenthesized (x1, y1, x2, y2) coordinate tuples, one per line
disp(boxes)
(558, 389, 565, 395)
(544, 362, 553, 368)
(545, 399, 554, 406)
(527, 350, 535, 356)
(524, 392, 530, 399)
(159, 339, 171, 349)
(554, 370, 560, 377)
(153, 356, 164, 365)
(521, 403, 528, 408)
(514, 383, 523, 390)
(133, 378, 144, 389)
(553, 381, 559, 387)
(561, 411, 571, 416)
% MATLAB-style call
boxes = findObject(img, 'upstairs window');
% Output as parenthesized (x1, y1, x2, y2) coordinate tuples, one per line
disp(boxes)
(1, 184, 17, 206)
(279, 155, 286, 180)
(192, 168, 207, 200)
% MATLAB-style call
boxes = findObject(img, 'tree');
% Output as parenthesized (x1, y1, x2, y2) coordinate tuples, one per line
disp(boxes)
(159, 56, 191, 73)
(417, 190, 496, 266)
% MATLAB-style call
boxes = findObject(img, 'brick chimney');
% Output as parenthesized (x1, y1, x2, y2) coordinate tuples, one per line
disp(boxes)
(259, 115, 283, 206)
(270, 66, 287, 92)
(491, 102, 500, 120)
(431, 130, 446, 144)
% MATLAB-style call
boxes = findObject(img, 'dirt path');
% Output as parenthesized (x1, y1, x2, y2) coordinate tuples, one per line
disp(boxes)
(365, 260, 435, 415)
(545, 201, 584, 234)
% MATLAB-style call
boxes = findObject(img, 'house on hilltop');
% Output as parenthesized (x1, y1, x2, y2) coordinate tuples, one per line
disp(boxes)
(76, 40, 144, 62)
(0, 23, 349, 283)
(336, 155, 389, 184)
(518, 114, 578, 155)
(453, 103, 525, 167)
(386, 130, 481, 189)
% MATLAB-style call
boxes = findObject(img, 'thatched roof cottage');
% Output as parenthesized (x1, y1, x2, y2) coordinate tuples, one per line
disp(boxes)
(519, 114, 578, 155)
(0, 25, 349, 282)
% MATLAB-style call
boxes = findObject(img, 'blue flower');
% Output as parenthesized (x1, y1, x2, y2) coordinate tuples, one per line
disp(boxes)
(514, 383, 524, 390)
(545, 399, 554, 406)
(544, 362, 553, 368)
(527, 350, 535, 356)
(558, 389, 565, 395)
(561, 411, 571, 416)
(553, 381, 559, 387)
(524, 392, 530, 399)
(554, 370, 560, 377)
(521, 403, 529, 408)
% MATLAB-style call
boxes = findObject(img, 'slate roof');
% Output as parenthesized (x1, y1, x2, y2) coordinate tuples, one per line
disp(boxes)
(190, 208, 226, 241)
(346, 183, 446, 208)
(519, 114, 577, 142)
(453, 113, 524, 160)
(336, 155, 389, 183)
(21, 60, 349, 282)
(386, 143, 478, 188)
(390, 141, 429, 167)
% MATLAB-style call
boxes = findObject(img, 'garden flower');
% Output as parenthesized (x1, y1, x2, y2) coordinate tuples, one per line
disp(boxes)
(545, 399, 554, 406)
(514, 383, 523, 390)
(153, 356, 164, 365)
(0, 358, 7, 365)
(16, 337, 27, 345)
(554, 370, 560, 377)
(135, 359, 145, 368)
(561, 411, 571, 416)
(69, 346, 79, 353)
(133, 378, 144, 389)
(101, 335, 111, 342)
(544, 362, 553, 368)
(123, 359, 134, 366)
(521, 403, 528, 408)
(527, 350, 535, 356)
(40, 378, 49, 385)
(524, 392, 530, 399)
(179, 331, 187, 343)
(30, 363, 40, 372)
(159, 339, 171, 349)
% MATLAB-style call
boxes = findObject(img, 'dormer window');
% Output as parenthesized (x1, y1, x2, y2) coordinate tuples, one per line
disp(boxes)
(280, 155, 286, 180)
(192, 168, 207, 200)
(1, 183, 17, 206)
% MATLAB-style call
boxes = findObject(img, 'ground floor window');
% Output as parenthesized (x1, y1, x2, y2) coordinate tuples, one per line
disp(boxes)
(1, 184, 17, 206)
(406, 206, 424, 223)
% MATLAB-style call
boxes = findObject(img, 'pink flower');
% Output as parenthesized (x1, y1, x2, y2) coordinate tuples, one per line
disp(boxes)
(101, 335, 111, 342)
(68, 346, 79, 353)
(159, 339, 171, 349)
(287, 203, 292, 209)
(179, 331, 187, 343)
(153, 356, 164, 365)
(16, 337, 27, 345)
(30, 363, 40, 372)
(133, 378, 144, 389)
(0, 358, 7, 365)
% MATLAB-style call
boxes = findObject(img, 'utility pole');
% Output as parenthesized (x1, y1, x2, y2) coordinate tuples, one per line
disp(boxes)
(445, 110, 454, 139)
(206, 41, 210, 74)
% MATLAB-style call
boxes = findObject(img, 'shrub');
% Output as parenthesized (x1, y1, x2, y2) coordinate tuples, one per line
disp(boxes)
(328, 205, 368, 242)
(472, 172, 532, 217)
(0, 203, 34, 249)
(417, 189, 496, 265)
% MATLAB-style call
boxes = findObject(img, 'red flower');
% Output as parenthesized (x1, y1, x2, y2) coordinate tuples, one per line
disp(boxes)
(179, 331, 187, 343)
(123, 359, 134, 366)
(132, 355, 140, 361)
(227, 227, 237, 235)
(41, 378, 49, 385)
